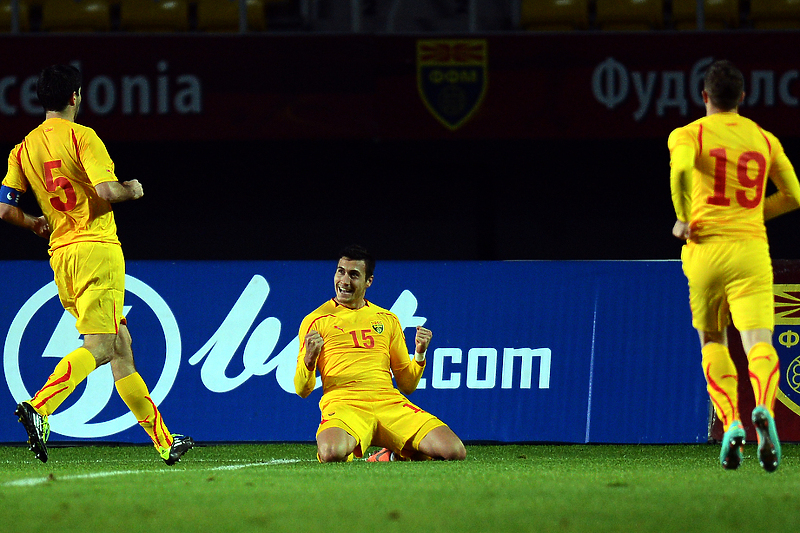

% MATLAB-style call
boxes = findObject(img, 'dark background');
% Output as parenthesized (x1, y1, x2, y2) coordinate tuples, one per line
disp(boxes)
(3, 30, 800, 263)
(6, 137, 800, 263)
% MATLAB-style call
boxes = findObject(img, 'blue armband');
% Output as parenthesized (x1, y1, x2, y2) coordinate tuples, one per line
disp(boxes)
(0, 185, 22, 207)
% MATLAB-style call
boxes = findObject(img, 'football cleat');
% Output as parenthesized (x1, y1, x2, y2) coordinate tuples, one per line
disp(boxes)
(160, 434, 195, 466)
(719, 420, 745, 470)
(366, 448, 395, 462)
(15, 402, 49, 463)
(752, 406, 781, 473)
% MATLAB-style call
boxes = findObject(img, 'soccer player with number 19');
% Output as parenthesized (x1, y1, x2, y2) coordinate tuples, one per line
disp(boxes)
(670, 60, 800, 472)
(0, 64, 193, 465)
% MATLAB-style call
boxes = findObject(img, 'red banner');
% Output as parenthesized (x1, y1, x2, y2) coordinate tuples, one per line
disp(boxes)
(2, 33, 800, 142)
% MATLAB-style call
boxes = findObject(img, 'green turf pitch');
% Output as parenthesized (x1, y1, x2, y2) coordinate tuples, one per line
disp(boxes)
(0, 443, 797, 533)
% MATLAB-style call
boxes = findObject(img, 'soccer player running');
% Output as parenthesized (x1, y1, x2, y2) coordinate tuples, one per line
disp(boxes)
(670, 60, 800, 472)
(295, 245, 466, 462)
(0, 64, 193, 465)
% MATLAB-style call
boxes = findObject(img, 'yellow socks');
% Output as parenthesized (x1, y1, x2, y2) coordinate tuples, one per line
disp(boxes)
(701, 343, 739, 431)
(115, 372, 173, 451)
(30, 347, 97, 416)
(746, 342, 780, 416)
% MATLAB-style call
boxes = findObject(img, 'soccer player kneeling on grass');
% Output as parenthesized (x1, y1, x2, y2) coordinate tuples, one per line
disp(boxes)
(294, 245, 466, 463)
(669, 60, 800, 472)
(0, 65, 193, 465)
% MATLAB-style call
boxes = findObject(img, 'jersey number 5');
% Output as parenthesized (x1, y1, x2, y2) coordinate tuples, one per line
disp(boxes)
(44, 160, 77, 211)
(707, 148, 766, 209)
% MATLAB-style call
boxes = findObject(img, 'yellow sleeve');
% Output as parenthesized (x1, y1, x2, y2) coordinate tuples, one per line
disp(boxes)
(76, 127, 118, 187)
(668, 128, 696, 222)
(764, 142, 800, 221)
(294, 315, 317, 398)
(3, 144, 28, 192)
(387, 315, 424, 395)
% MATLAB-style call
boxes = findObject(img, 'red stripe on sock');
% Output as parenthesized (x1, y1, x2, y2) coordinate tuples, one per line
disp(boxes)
(32, 362, 73, 405)
(710, 396, 730, 428)
(33, 386, 69, 410)
(749, 371, 764, 404)
(759, 362, 780, 407)
(145, 396, 166, 448)
(706, 364, 737, 425)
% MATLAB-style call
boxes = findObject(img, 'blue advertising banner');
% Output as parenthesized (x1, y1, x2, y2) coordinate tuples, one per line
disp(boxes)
(0, 261, 707, 445)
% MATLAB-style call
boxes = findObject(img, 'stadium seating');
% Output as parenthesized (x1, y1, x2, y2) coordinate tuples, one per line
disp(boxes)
(0, 0, 30, 31)
(672, 0, 739, 30)
(519, 0, 589, 31)
(595, 0, 664, 30)
(749, 0, 800, 29)
(196, 0, 266, 32)
(119, 0, 189, 31)
(40, 0, 111, 32)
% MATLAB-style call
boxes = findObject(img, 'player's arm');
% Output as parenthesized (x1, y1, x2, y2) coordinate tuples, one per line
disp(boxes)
(77, 127, 143, 204)
(668, 133, 695, 240)
(295, 325, 321, 398)
(0, 185, 50, 238)
(95, 179, 143, 203)
(390, 325, 429, 395)
(764, 151, 800, 221)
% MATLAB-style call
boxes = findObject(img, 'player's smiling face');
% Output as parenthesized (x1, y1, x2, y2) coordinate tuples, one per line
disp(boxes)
(334, 258, 372, 309)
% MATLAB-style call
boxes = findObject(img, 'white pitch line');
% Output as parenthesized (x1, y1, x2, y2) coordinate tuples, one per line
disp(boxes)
(1, 458, 302, 488)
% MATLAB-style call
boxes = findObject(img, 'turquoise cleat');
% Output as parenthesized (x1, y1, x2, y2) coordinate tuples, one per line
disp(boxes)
(752, 406, 781, 473)
(719, 420, 745, 470)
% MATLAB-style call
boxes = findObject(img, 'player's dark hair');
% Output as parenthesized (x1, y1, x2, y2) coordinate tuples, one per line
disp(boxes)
(36, 64, 82, 112)
(703, 60, 744, 112)
(339, 244, 375, 279)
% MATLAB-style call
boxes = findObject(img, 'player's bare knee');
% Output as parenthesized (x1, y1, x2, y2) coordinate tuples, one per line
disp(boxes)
(90, 350, 112, 366)
(82, 335, 115, 366)
(443, 442, 467, 461)
(317, 445, 349, 463)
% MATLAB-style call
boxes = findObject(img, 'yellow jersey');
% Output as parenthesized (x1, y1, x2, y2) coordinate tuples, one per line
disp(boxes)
(295, 299, 425, 400)
(3, 117, 120, 253)
(669, 112, 800, 242)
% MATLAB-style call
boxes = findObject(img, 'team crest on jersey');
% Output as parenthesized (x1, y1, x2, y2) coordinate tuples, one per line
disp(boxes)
(371, 320, 384, 334)
(773, 284, 800, 415)
(417, 39, 487, 131)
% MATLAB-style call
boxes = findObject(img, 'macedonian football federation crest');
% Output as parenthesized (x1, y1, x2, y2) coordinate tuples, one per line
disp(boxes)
(371, 320, 384, 334)
(773, 284, 800, 415)
(417, 39, 487, 131)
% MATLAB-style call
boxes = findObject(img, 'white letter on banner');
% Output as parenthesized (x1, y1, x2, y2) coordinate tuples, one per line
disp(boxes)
(157, 61, 169, 114)
(188, 275, 278, 393)
(20, 76, 39, 115)
(632, 71, 657, 121)
(592, 57, 629, 110)
(88, 76, 116, 115)
(690, 57, 714, 107)
(779, 71, 799, 106)
(656, 72, 688, 117)
(466, 348, 496, 389)
(174, 75, 202, 113)
(747, 71, 775, 107)
(501, 348, 551, 389)
(122, 76, 151, 114)
(0, 76, 17, 115)
(432, 348, 461, 389)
